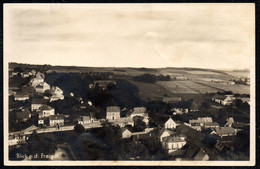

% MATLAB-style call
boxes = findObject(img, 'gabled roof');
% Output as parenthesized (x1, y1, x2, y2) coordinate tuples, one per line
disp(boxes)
(163, 96, 181, 103)
(158, 128, 175, 137)
(212, 94, 233, 100)
(215, 127, 236, 136)
(78, 116, 91, 121)
(120, 128, 132, 134)
(106, 106, 120, 112)
(194, 149, 209, 160)
(133, 107, 146, 113)
(165, 117, 176, 125)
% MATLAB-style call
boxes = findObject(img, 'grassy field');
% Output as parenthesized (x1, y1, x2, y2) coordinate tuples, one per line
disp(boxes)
(157, 80, 221, 94)
(194, 80, 250, 95)
(127, 80, 174, 102)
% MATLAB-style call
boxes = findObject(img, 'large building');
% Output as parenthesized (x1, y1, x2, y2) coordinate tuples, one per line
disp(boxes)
(162, 136, 186, 154)
(49, 114, 64, 127)
(212, 95, 235, 105)
(106, 106, 121, 120)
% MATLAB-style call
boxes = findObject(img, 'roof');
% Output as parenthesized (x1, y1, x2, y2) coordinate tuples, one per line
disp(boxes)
(78, 116, 91, 121)
(31, 99, 49, 104)
(189, 117, 213, 124)
(49, 114, 64, 120)
(215, 127, 236, 136)
(165, 118, 176, 125)
(133, 107, 146, 113)
(106, 106, 120, 112)
(164, 136, 186, 143)
(15, 93, 29, 97)
(212, 94, 233, 100)
(204, 122, 219, 127)
(158, 128, 175, 137)
(23, 125, 38, 131)
(120, 128, 132, 134)
(39, 105, 53, 110)
(194, 149, 209, 160)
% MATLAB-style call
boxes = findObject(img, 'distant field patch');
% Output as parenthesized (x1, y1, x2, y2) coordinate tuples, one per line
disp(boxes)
(185, 70, 222, 75)
(194, 81, 250, 95)
(128, 80, 173, 102)
(157, 80, 220, 94)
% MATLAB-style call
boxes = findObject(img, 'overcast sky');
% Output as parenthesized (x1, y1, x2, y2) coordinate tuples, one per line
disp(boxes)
(4, 3, 255, 69)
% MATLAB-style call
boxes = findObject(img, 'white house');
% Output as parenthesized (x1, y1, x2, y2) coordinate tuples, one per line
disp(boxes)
(30, 76, 44, 87)
(120, 128, 132, 138)
(38, 105, 55, 118)
(130, 107, 149, 125)
(14, 93, 29, 101)
(159, 128, 175, 142)
(164, 117, 177, 129)
(162, 136, 186, 154)
(78, 116, 92, 124)
(106, 106, 121, 120)
(35, 82, 51, 93)
(38, 118, 44, 125)
(212, 95, 235, 105)
(49, 114, 64, 127)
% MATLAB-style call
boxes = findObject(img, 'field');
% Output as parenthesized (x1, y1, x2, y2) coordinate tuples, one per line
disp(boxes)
(194, 80, 250, 95)
(157, 80, 221, 94)
(127, 80, 174, 102)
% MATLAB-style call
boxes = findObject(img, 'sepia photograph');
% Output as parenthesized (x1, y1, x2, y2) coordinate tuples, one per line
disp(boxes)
(3, 3, 255, 166)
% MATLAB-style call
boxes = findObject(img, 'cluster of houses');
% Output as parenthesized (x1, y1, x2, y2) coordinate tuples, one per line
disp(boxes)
(9, 70, 66, 128)
(186, 117, 238, 138)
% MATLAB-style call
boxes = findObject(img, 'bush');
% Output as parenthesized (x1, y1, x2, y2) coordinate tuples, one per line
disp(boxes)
(74, 124, 85, 133)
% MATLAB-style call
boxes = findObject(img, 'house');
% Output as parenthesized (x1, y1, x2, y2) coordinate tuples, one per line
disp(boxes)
(8, 132, 27, 146)
(50, 86, 63, 95)
(50, 94, 64, 102)
(225, 117, 235, 127)
(93, 80, 116, 89)
(129, 107, 149, 125)
(78, 116, 92, 124)
(28, 69, 37, 76)
(38, 118, 44, 126)
(204, 122, 220, 129)
(30, 76, 44, 87)
(31, 99, 49, 111)
(35, 82, 51, 93)
(189, 117, 213, 125)
(38, 105, 55, 118)
(189, 122, 202, 131)
(21, 72, 30, 78)
(14, 93, 29, 101)
(158, 128, 175, 142)
(49, 114, 64, 126)
(106, 106, 120, 120)
(120, 128, 132, 138)
(162, 136, 186, 154)
(215, 127, 237, 138)
(50, 86, 64, 102)
(109, 117, 134, 127)
(164, 117, 177, 129)
(190, 101, 199, 112)
(193, 149, 209, 161)
(163, 96, 181, 104)
(212, 95, 235, 105)
(16, 110, 31, 122)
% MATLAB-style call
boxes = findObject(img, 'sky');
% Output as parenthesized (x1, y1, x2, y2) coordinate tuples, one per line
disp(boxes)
(4, 3, 255, 69)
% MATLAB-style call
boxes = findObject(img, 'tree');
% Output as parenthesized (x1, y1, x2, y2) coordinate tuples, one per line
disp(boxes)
(201, 101, 211, 109)
(74, 124, 85, 133)
(13, 67, 23, 73)
(133, 117, 146, 132)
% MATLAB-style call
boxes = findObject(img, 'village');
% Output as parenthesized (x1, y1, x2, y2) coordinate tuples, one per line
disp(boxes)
(8, 64, 250, 161)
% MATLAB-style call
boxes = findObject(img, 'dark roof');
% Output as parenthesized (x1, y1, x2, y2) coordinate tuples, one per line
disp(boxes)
(212, 94, 229, 100)
(215, 127, 236, 136)
(194, 149, 208, 160)
(49, 114, 64, 120)
(106, 106, 120, 112)
(31, 99, 49, 104)
(165, 136, 186, 143)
